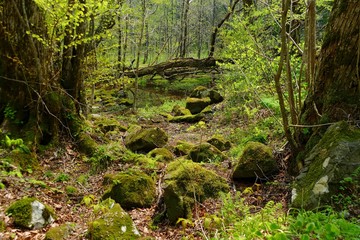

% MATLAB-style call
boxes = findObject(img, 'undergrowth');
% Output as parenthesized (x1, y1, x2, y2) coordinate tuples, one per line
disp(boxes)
(202, 192, 360, 240)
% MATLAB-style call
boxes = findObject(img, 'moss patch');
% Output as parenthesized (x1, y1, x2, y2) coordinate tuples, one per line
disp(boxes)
(45, 223, 75, 240)
(185, 97, 211, 114)
(232, 142, 277, 179)
(188, 143, 225, 163)
(163, 160, 229, 224)
(148, 148, 174, 162)
(87, 202, 140, 240)
(125, 127, 168, 153)
(102, 170, 156, 209)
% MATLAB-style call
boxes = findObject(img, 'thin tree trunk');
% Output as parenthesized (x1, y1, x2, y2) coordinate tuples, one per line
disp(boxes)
(208, 0, 241, 57)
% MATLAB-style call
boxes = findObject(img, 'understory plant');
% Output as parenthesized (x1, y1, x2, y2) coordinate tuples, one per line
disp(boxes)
(204, 192, 360, 239)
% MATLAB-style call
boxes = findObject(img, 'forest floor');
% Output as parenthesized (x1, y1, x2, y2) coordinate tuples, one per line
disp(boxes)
(0, 83, 293, 240)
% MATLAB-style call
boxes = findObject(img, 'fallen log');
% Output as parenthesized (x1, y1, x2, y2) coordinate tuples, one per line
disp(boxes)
(124, 57, 217, 79)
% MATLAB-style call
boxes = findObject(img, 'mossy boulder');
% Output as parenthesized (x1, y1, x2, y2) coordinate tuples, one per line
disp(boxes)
(168, 113, 204, 123)
(172, 105, 191, 116)
(291, 122, 360, 210)
(188, 143, 226, 163)
(6, 197, 55, 229)
(125, 127, 168, 153)
(87, 199, 140, 240)
(207, 135, 231, 151)
(232, 142, 277, 179)
(45, 223, 75, 240)
(102, 170, 156, 209)
(190, 86, 224, 104)
(163, 160, 229, 224)
(185, 97, 211, 114)
(174, 141, 195, 156)
(148, 148, 174, 162)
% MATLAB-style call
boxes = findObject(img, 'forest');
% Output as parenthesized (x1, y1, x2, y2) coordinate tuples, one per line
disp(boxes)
(0, 0, 359, 239)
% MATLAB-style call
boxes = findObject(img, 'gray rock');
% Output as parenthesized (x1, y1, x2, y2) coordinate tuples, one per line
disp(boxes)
(291, 121, 360, 209)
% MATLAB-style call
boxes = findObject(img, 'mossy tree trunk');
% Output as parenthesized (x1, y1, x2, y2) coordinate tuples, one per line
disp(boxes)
(293, 0, 360, 172)
(0, 0, 95, 154)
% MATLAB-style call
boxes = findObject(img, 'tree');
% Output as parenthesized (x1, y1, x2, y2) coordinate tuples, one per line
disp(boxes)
(294, 0, 360, 169)
(299, 0, 360, 133)
(0, 0, 96, 154)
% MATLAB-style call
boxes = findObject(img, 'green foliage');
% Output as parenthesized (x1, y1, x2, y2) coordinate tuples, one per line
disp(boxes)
(2, 135, 30, 153)
(29, 179, 47, 188)
(65, 185, 78, 195)
(205, 192, 360, 239)
(331, 167, 360, 216)
(55, 173, 70, 182)
(4, 104, 16, 120)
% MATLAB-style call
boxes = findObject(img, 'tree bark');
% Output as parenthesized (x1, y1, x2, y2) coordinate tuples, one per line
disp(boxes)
(300, 0, 360, 128)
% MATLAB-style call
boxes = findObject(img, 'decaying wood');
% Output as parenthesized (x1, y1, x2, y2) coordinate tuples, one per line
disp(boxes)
(124, 57, 217, 79)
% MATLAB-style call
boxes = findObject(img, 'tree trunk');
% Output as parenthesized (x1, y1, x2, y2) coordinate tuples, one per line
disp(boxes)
(293, 0, 360, 173)
(0, 0, 96, 154)
(300, 0, 360, 128)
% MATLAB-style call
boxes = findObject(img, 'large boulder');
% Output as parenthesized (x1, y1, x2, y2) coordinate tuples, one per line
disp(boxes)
(102, 170, 156, 209)
(185, 97, 211, 114)
(188, 143, 226, 163)
(6, 197, 55, 229)
(174, 141, 195, 156)
(291, 122, 360, 210)
(87, 199, 140, 240)
(163, 160, 229, 224)
(232, 142, 277, 180)
(125, 127, 168, 152)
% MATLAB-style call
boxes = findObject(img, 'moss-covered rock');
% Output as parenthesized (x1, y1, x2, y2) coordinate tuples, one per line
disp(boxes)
(189, 86, 223, 104)
(163, 160, 229, 224)
(45, 223, 75, 240)
(6, 197, 55, 229)
(87, 199, 140, 240)
(102, 170, 156, 209)
(125, 127, 168, 153)
(207, 135, 231, 151)
(171, 105, 192, 116)
(188, 143, 225, 163)
(174, 141, 195, 156)
(232, 142, 277, 179)
(148, 148, 174, 162)
(185, 97, 211, 114)
(168, 113, 204, 123)
(291, 122, 360, 210)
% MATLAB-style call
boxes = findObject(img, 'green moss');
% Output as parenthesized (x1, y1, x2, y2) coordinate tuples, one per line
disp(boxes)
(65, 185, 78, 195)
(164, 160, 229, 224)
(87, 203, 140, 240)
(148, 148, 174, 162)
(6, 197, 34, 228)
(207, 135, 231, 151)
(168, 113, 204, 123)
(188, 143, 225, 163)
(77, 132, 97, 156)
(125, 127, 168, 152)
(45, 223, 75, 240)
(172, 105, 192, 116)
(102, 170, 156, 209)
(4, 150, 39, 172)
(0, 219, 5, 232)
(5, 197, 55, 229)
(232, 141, 277, 179)
(174, 141, 195, 156)
(185, 97, 211, 114)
